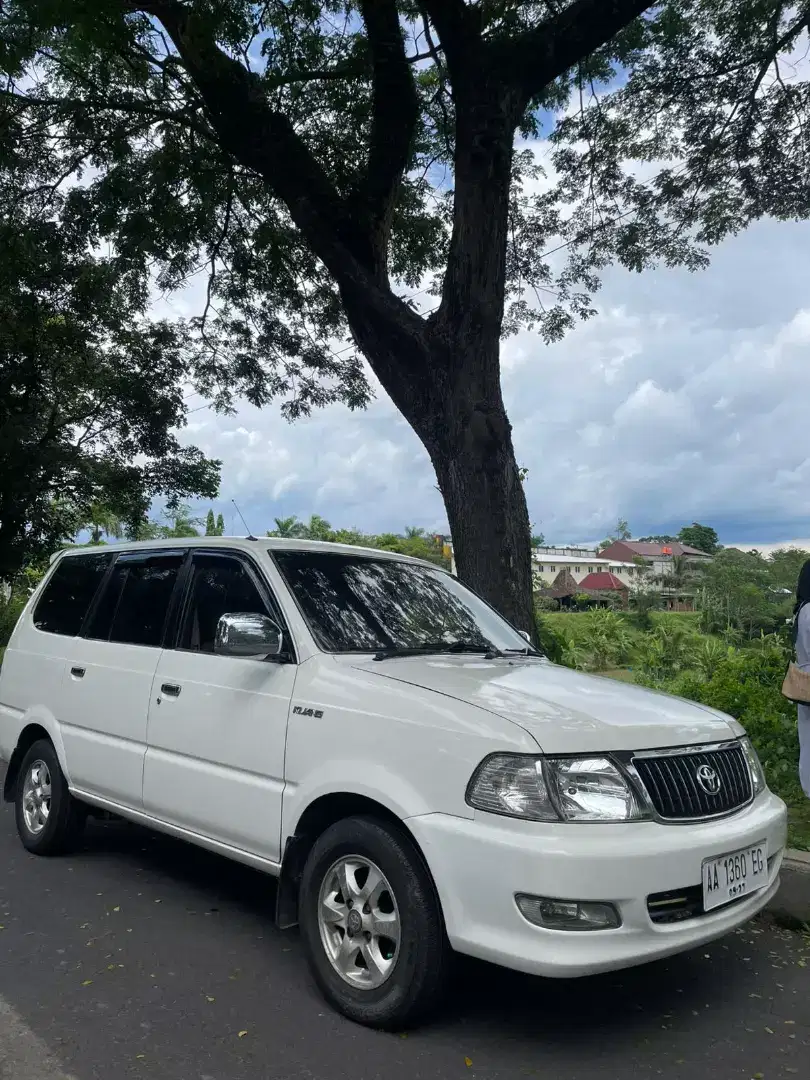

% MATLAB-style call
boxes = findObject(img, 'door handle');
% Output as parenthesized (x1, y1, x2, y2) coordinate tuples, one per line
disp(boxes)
(70, 667, 85, 679)
(160, 683, 181, 698)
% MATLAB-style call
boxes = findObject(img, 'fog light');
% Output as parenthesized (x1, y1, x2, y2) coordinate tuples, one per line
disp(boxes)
(515, 894, 621, 931)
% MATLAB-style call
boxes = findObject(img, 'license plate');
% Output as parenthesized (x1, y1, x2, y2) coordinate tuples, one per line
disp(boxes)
(702, 841, 768, 912)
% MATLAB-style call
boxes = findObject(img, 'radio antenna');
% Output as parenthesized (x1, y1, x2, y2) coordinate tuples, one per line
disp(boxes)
(231, 500, 257, 540)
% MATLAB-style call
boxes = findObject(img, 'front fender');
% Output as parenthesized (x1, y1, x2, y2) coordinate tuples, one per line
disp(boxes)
(281, 757, 441, 842)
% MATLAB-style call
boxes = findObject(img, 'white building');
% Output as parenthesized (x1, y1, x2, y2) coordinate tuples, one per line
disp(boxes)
(531, 552, 646, 589)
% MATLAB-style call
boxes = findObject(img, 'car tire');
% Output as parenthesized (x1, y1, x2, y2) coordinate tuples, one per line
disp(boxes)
(14, 739, 86, 855)
(299, 815, 450, 1029)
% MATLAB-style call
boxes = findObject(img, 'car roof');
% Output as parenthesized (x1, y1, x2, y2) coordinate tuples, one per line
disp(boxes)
(51, 535, 436, 568)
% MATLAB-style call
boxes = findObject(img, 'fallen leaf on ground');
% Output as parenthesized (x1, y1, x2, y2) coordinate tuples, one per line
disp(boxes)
(112, 906, 120, 913)
(464, 1057, 473, 1067)
(205, 996, 215, 1003)
(238, 1030, 248, 1038)
(81, 980, 93, 987)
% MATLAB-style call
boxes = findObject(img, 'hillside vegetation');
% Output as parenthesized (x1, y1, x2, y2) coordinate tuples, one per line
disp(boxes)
(538, 607, 807, 849)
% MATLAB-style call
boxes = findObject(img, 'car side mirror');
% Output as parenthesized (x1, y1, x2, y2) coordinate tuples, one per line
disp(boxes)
(518, 629, 531, 643)
(215, 613, 284, 660)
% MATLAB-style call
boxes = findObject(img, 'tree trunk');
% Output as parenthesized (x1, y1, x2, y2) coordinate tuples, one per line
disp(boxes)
(343, 303, 535, 636)
(427, 390, 534, 636)
(339, 80, 535, 635)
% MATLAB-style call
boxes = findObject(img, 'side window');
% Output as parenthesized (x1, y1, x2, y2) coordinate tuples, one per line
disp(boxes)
(86, 552, 184, 648)
(178, 553, 272, 654)
(33, 553, 113, 636)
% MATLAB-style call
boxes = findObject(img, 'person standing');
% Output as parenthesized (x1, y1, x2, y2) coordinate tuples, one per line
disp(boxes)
(793, 561, 810, 797)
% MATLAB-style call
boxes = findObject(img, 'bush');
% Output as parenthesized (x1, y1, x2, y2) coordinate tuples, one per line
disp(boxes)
(535, 614, 564, 664)
(634, 622, 700, 682)
(628, 588, 661, 631)
(0, 594, 26, 647)
(643, 643, 801, 802)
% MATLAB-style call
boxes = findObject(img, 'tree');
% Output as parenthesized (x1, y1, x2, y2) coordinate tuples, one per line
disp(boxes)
(84, 503, 124, 545)
(0, 141, 220, 578)
(531, 533, 546, 547)
(5, 3, 810, 632)
(656, 553, 700, 595)
(159, 502, 202, 538)
(678, 523, 719, 555)
(698, 548, 780, 638)
(637, 534, 676, 545)
(205, 509, 217, 536)
(216, 513, 225, 536)
(268, 516, 307, 539)
(768, 548, 810, 594)
(302, 514, 335, 542)
(600, 518, 632, 549)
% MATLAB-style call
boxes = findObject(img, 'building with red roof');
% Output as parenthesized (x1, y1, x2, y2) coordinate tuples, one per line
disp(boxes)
(578, 571, 628, 594)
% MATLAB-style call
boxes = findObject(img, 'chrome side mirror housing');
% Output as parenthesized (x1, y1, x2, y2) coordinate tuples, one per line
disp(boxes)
(214, 613, 283, 660)
(518, 629, 531, 643)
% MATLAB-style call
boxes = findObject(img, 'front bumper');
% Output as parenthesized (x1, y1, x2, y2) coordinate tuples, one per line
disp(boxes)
(408, 791, 787, 978)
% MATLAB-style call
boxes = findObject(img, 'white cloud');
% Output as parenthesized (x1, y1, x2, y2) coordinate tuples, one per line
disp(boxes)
(169, 215, 810, 548)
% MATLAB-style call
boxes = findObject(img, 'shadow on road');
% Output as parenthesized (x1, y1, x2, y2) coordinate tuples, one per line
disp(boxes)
(73, 815, 760, 1048)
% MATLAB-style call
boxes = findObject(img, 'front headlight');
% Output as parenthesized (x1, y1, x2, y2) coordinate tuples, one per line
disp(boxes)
(740, 737, 767, 796)
(466, 753, 646, 823)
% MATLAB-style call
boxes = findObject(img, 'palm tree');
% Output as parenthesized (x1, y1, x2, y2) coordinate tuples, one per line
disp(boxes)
(657, 554, 699, 596)
(269, 515, 304, 538)
(84, 503, 123, 544)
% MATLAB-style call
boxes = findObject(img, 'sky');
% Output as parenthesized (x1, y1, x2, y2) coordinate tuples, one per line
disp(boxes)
(160, 210, 810, 551)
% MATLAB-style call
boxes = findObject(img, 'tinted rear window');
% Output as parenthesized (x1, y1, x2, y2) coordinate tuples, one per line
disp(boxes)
(33, 553, 113, 636)
(87, 552, 184, 648)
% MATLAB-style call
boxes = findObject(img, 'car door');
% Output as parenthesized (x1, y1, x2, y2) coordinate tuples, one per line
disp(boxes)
(142, 549, 296, 863)
(59, 549, 186, 809)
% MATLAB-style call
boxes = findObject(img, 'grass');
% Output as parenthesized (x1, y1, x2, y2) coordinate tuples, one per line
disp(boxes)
(600, 667, 636, 683)
(787, 799, 810, 852)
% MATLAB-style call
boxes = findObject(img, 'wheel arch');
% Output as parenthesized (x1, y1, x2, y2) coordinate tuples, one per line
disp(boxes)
(275, 792, 437, 930)
(3, 722, 53, 802)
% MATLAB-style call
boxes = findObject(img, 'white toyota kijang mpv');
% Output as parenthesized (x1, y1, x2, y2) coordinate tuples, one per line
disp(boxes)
(0, 538, 787, 1027)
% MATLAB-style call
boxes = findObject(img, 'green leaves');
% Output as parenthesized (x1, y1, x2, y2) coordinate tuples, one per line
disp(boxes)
(0, 114, 220, 576)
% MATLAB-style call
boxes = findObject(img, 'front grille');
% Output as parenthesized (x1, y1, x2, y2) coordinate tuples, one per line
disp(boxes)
(633, 744, 752, 821)
(647, 885, 704, 924)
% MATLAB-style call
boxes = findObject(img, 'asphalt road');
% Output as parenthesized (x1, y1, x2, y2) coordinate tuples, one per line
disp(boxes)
(0, 782, 808, 1080)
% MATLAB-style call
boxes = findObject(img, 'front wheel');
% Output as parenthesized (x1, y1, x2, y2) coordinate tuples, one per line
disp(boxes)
(14, 739, 86, 855)
(299, 816, 450, 1029)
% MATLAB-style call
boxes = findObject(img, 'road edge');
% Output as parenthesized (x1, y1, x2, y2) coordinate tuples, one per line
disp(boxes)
(765, 848, 810, 930)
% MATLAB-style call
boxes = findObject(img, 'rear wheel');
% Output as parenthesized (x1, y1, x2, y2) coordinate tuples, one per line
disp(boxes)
(299, 815, 450, 1029)
(14, 739, 86, 855)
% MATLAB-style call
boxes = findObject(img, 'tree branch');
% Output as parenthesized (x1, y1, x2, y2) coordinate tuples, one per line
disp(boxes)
(116, 0, 428, 381)
(490, 0, 656, 103)
(0, 88, 217, 142)
(419, 1, 479, 82)
(356, 0, 419, 276)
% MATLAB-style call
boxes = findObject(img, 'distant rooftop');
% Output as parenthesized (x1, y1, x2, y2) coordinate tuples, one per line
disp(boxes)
(599, 540, 711, 559)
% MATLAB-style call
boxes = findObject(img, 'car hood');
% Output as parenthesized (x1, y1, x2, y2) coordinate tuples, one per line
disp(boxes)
(351, 656, 742, 754)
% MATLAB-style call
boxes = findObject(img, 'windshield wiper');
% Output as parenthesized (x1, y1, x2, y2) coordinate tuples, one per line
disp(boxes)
(372, 641, 497, 662)
(499, 647, 542, 657)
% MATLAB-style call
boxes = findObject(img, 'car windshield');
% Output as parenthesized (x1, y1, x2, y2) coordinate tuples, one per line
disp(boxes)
(272, 550, 535, 655)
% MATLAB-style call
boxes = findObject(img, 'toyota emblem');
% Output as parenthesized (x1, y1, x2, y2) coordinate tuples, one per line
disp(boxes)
(695, 763, 722, 795)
